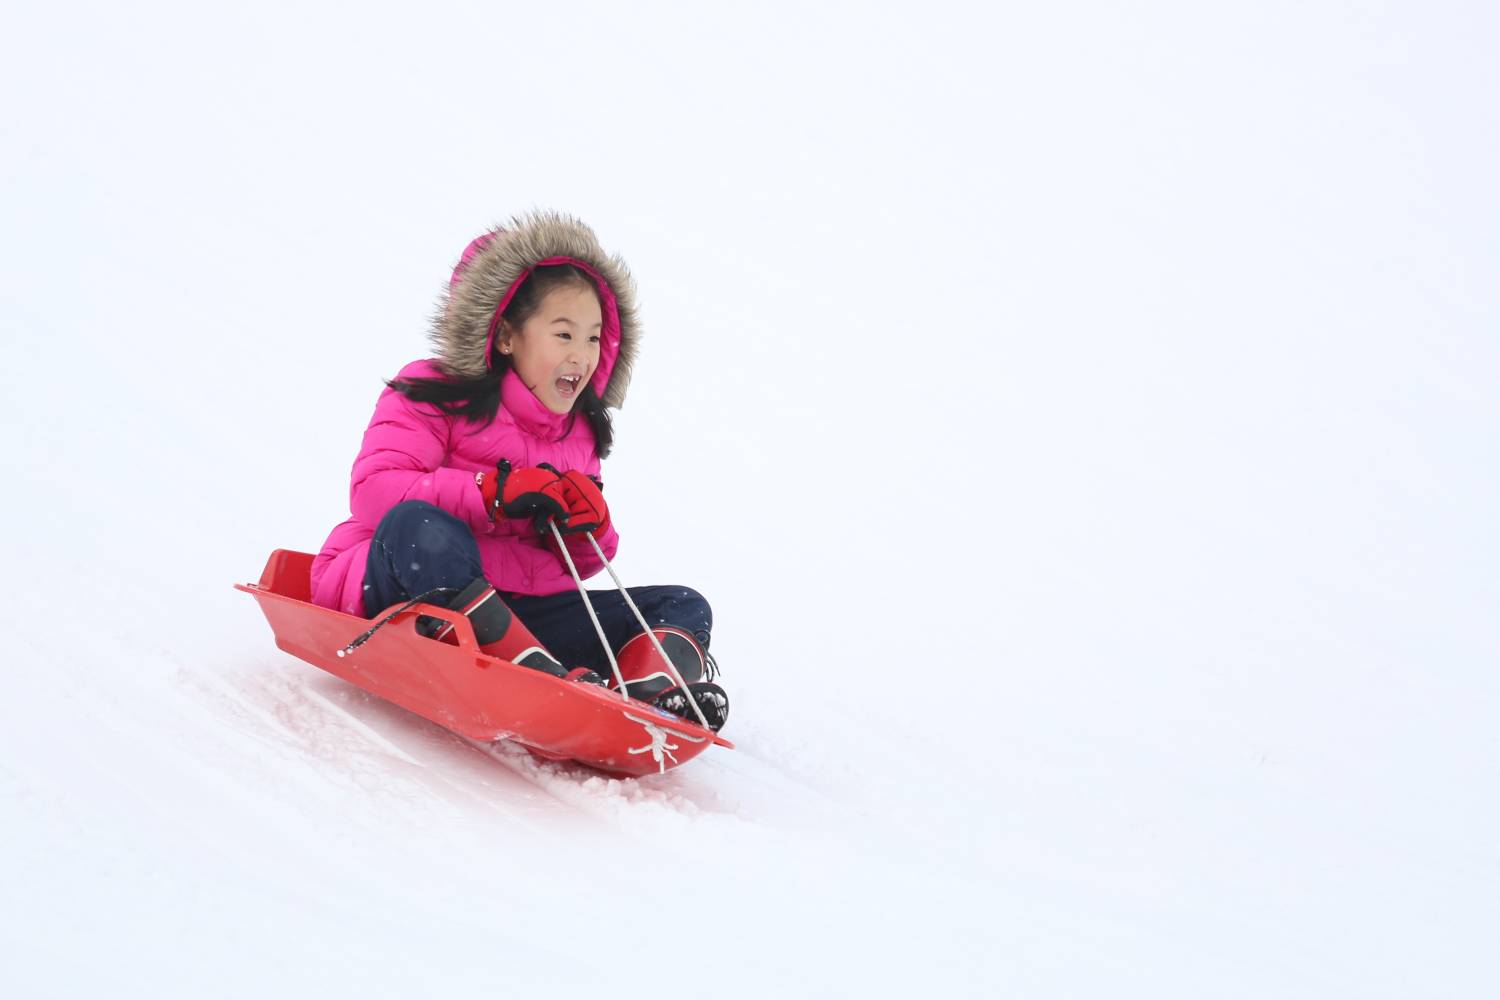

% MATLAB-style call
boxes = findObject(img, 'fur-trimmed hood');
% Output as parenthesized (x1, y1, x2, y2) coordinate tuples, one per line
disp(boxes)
(431, 211, 640, 408)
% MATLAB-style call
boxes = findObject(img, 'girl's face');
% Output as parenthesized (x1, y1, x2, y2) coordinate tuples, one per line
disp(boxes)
(499, 283, 603, 414)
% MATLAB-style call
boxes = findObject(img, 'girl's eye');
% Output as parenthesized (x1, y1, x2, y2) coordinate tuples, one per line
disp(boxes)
(589, 336, 601, 345)
(556, 332, 571, 340)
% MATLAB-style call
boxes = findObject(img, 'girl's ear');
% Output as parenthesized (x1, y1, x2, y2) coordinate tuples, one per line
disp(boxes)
(496, 322, 513, 356)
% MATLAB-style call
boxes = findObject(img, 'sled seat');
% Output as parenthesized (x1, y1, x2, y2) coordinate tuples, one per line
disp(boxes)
(256, 548, 315, 603)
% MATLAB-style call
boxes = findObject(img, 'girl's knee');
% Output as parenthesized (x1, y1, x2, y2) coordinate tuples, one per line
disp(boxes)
(377, 502, 479, 562)
(684, 587, 711, 624)
(379, 500, 441, 531)
(671, 587, 712, 645)
(381, 500, 458, 535)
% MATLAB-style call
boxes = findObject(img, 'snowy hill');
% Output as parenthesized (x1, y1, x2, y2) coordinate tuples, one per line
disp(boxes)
(4, 3, 1497, 996)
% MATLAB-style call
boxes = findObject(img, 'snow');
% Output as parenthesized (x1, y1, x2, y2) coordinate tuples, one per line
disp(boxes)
(4, 1, 1498, 996)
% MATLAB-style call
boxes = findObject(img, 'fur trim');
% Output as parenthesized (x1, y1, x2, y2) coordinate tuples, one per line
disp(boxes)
(430, 210, 640, 408)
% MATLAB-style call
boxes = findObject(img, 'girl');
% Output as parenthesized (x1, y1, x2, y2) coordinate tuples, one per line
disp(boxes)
(309, 211, 728, 731)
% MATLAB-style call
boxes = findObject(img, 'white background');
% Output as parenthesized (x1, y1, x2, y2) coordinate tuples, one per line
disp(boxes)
(3, 1, 1497, 996)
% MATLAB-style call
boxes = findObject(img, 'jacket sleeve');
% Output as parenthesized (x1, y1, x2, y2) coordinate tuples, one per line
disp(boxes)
(347, 385, 492, 533)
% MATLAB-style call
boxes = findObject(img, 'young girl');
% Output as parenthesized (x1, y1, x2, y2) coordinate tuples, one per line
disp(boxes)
(309, 211, 728, 731)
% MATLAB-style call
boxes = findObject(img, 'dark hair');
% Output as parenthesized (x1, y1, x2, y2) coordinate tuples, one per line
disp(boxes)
(388, 263, 615, 457)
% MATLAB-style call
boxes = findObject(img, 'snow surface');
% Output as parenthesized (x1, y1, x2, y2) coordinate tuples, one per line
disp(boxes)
(3, 2, 1498, 996)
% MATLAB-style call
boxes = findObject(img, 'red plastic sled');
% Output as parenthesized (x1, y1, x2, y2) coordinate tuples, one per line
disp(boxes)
(236, 549, 732, 777)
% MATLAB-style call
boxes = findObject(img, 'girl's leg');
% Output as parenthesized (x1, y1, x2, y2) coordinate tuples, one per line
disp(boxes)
(362, 501, 483, 618)
(361, 501, 596, 682)
(511, 584, 729, 731)
(505, 586, 713, 675)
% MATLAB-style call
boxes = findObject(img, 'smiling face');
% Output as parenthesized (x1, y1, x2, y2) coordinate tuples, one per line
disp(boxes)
(497, 283, 603, 414)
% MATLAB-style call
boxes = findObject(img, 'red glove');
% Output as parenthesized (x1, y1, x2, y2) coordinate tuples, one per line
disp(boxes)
(478, 460, 568, 533)
(555, 469, 610, 538)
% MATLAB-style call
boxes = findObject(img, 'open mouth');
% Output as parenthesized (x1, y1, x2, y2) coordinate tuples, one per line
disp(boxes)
(554, 373, 583, 398)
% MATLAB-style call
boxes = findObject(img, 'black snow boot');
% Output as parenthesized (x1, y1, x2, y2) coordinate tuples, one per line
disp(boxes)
(650, 682, 730, 733)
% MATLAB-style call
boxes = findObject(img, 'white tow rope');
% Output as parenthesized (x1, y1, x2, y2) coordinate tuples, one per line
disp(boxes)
(583, 532, 714, 732)
(547, 521, 715, 731)
(547, 521, 629, 699)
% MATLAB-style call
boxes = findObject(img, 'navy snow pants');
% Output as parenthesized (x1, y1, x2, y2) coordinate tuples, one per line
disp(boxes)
(361, 501, 712, 675)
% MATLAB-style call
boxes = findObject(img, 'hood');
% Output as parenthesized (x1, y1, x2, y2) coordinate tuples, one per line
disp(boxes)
(431, 210, 640, 408)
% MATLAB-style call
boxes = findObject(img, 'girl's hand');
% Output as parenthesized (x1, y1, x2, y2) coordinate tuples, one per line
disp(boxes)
(555, 470, 610, 539)
(480, 460, 569, 533)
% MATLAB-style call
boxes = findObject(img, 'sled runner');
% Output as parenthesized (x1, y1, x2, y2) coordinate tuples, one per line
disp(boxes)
(236, 549, 733, 777)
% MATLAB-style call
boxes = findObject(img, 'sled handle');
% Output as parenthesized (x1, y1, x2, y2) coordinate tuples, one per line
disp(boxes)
(398, 603, 482, 651)
(547, 522, 714, 732)
(336, 587, 471, 658)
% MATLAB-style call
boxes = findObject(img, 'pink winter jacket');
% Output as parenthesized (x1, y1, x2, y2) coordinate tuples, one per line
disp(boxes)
(310, 362, 620, 615)
(308, 212, 640, 617)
